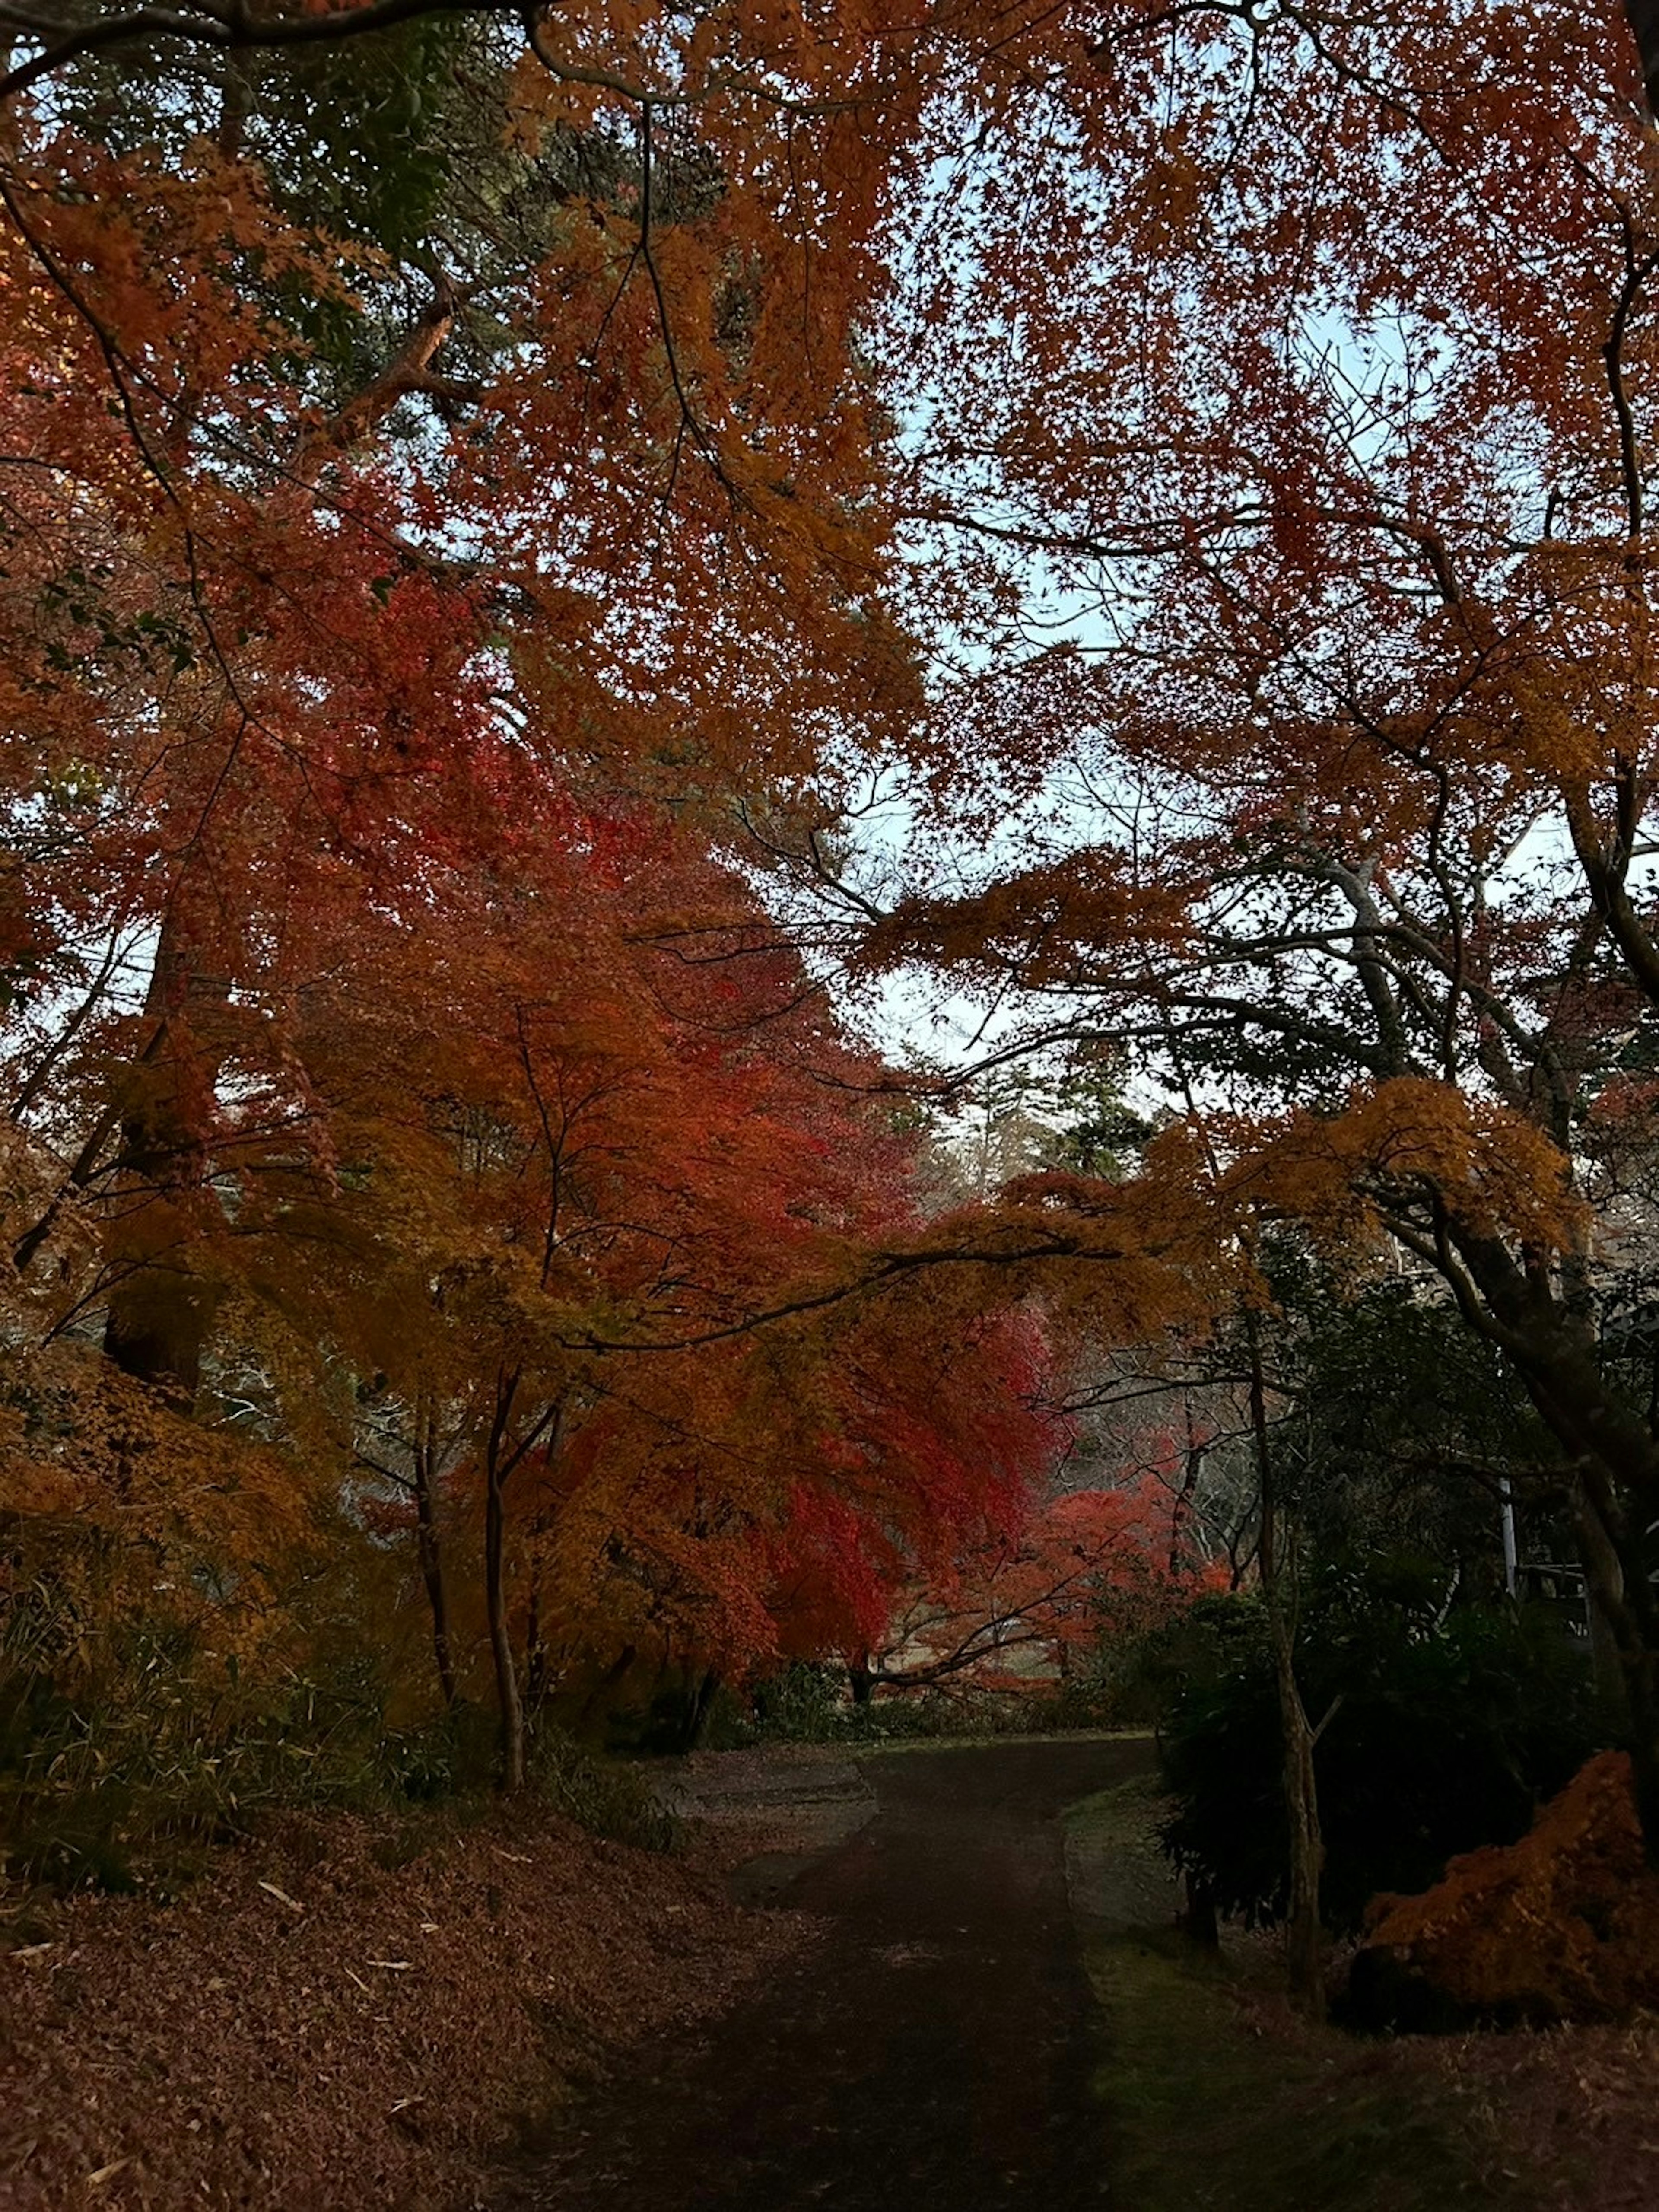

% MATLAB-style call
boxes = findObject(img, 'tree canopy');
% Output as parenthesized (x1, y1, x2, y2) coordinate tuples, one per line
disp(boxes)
(10, 0, 1659, 1884)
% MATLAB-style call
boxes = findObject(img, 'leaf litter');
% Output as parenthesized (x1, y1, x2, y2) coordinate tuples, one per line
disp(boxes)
(0, 1795, 814, 2210)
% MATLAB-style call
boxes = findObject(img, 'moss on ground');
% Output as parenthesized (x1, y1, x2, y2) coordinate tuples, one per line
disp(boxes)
(852, 1725, 1155, 1759)
(1067, 1778, 1541, 2212)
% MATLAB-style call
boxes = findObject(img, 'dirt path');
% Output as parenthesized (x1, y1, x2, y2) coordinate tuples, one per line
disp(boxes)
(500, 1737, 1149, 2212)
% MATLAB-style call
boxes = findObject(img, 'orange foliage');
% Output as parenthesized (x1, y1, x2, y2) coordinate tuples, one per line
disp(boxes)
(0, 4, 1071, 1749)
(13, 0, 1659, 1802)
(1357, 1754, 1659, 2026)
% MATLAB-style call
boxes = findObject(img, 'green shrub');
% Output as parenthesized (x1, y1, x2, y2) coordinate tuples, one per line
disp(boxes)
(748, 1661, 847, 1742)
(1157, 1562, 1608, 1934)
(528, 1722, 680, 1852)
(1, 1628, 430, 1889)
(0, 1582, 680, 1891)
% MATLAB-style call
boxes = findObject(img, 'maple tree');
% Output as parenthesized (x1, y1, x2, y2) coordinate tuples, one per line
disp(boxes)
(16, 0, 1659, 1941)
(4, 692, 1074, 1793)
(772, 0, 1659, 1884)
(845, 1471, 1216, 1702)
(0, 0, 1095, 1805)
(0, 0, 950, 1416)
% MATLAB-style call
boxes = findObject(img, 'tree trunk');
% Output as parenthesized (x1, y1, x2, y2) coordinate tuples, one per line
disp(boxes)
(1578, 1486, 1630, 1715)
(411, 1406, 456, 1709)
(1170, 1410, 1204, 1579)
(485, 1372, 526, 1792)
(102, 919, 229, 1410)
(1625, 0, 1659, 118)
(486, 1457, 524, 1790)
(1448, 1226, 1659, 1862)
(1246, 1307, 1328, 2018)
(684, 1667, 721, 1750)
(847, 1656, 874, 1706)
(1182, 1873, 1220, 1949)
(1269, 1600, 1327, 2017)
(1576, 1483, 1659, 1853)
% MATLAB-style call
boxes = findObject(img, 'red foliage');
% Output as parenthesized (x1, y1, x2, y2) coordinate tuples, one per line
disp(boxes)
(854, 1470, 1223, 1697)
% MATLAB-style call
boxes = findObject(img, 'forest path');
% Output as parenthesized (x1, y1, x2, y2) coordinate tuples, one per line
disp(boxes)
(502, 1736, 1149, 2212)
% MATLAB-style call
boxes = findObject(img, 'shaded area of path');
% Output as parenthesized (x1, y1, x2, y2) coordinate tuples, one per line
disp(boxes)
(505, 1737, 1149, 2212)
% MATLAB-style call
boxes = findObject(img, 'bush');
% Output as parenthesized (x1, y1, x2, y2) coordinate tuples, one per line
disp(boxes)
(528, 1722, 680, 1852)
(1157, 1561, 1610, 1935)
(738, 1661, 1122, 1746)
(747, 1661, 848, 1742)
(0, 1590, 678, 1890)
(0, 1625, 472, 1890)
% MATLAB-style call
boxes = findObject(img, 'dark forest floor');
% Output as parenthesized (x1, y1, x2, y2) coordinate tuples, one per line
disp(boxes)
(505, 1741, 1646, 2212)
(1068, 1770, 1659, 2212)
(0, 1793, 811, 2210)
(5, 1738, 1653, 2210)
(1067, 1773, 1536, 2212)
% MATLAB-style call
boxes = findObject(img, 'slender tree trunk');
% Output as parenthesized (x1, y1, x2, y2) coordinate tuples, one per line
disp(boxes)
(485, 1370, 526, 1792)
(1170, 1409, 1204, 1578)
(480, 1378, 570, 1790)
(411, 1404, 456, 1708)
(684, 1667, 720, 1751)
(1579, 1486, 1630, 1713)
(1268, 1599, 1327, 2014)
(486, 1458, 524, 1791)
(1246, 1308, 1327, 2018)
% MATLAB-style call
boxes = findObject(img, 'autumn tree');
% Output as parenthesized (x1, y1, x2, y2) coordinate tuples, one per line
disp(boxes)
(762, 0, 1659, 1875)
(129, 773, 1065, 1782)
(0, 0, 960, 1429)
(0, 6, 947, 1822)
(845, 1473, 1214, 1703)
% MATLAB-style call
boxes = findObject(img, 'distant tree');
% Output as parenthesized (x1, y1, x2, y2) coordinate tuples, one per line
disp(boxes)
(845, 1475, 1217, 1702)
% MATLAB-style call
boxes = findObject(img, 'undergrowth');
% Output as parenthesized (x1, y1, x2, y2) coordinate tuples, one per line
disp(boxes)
(0, 1599, 674, 1894)
(735, 1660, 1121, 1747)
